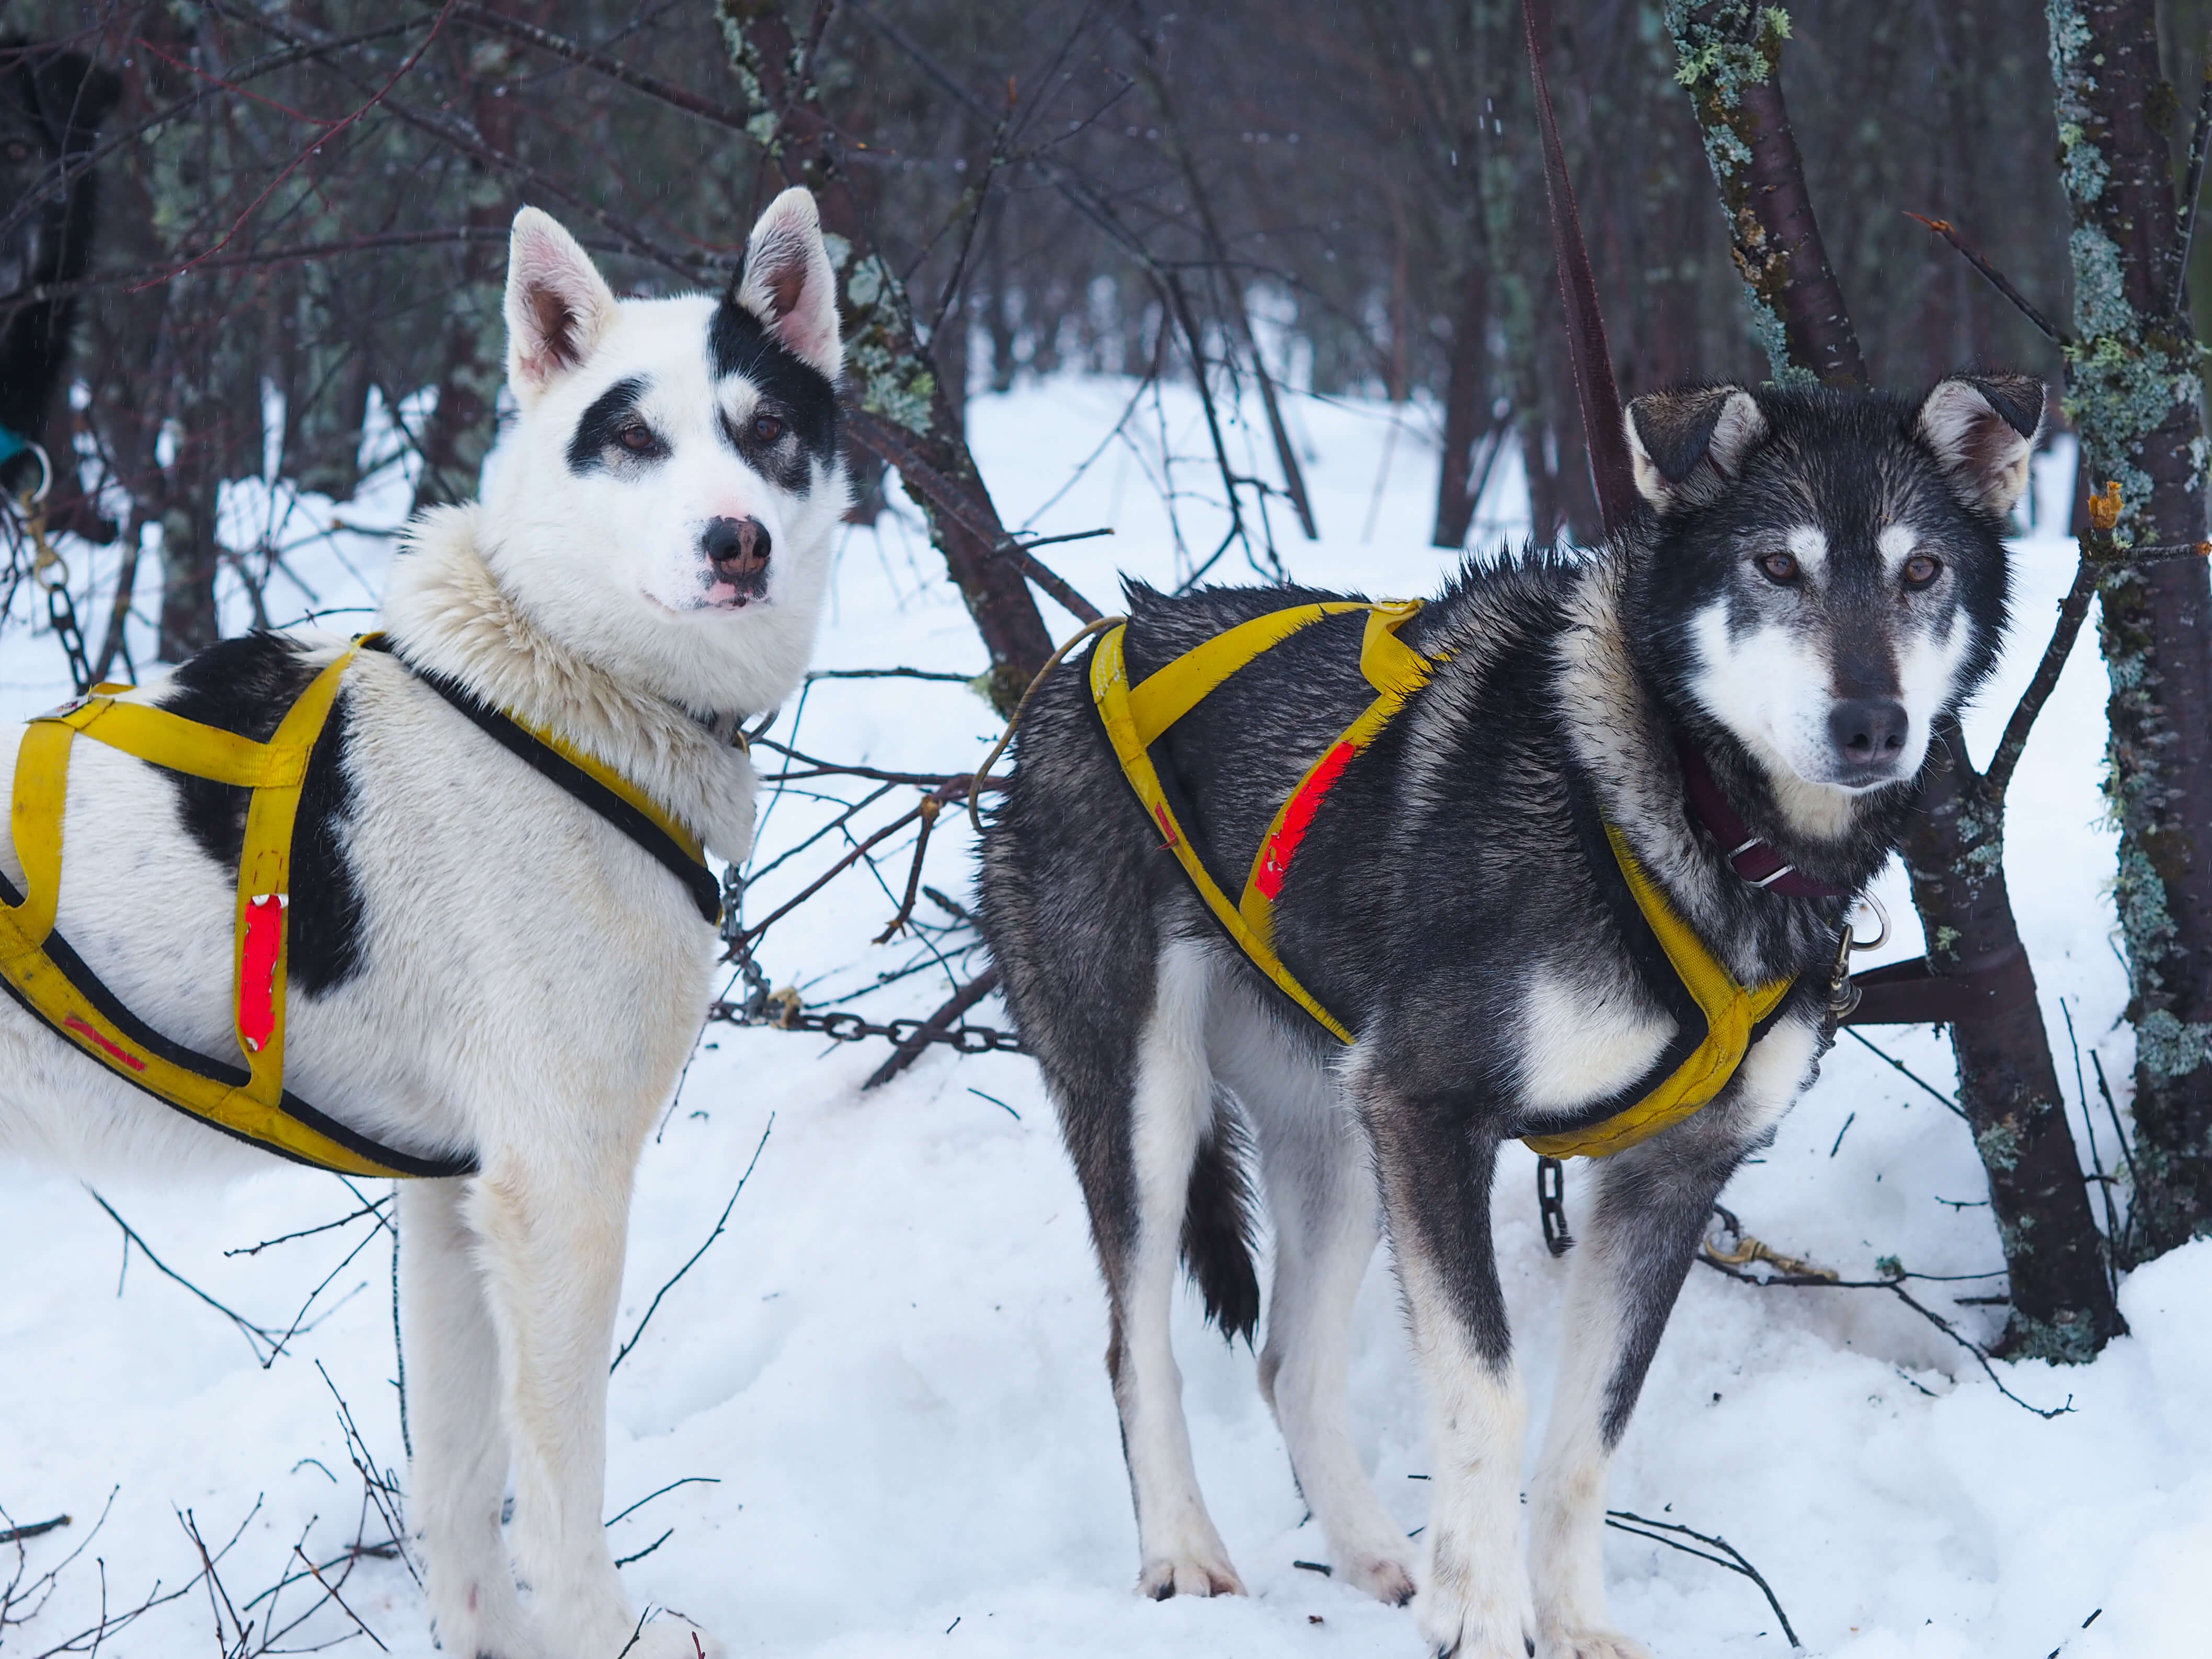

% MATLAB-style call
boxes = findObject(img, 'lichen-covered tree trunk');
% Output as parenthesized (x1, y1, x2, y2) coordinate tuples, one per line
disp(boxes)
(2049, 0, 2212, 1256)
(1900, 720, 2123, 1357)
(1668, 1, 2120, 1354)
(1665, 2, 1865, 388)
(720, 0, 1053, 716)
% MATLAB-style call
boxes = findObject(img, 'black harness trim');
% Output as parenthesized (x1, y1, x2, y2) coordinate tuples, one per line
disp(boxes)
(364, 638, 723, 924)
(0, 851, 477, 1180)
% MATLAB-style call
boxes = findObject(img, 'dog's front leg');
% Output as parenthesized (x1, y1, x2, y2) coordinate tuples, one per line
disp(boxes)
(1525, 1032, 1810, 1659)
(401, 1179, 540, 1659)
(467, 1159, 718, 1659)
(1361, 1073, 1530, 1659)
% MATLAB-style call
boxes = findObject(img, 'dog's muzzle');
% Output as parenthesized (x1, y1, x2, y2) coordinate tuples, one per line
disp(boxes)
(1827, 696, 1909, 785)
(702, 514, 771, 607)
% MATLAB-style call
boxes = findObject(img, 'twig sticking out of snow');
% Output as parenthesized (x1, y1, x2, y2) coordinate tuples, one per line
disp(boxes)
(0, 1516, 67, 1547)
(611, 1117, 774, 1374)
(1698, 1212, 2073, 1420)
(1603, 1508, 1802, 1651)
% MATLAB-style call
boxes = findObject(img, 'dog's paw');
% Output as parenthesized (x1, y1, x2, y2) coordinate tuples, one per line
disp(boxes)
(1138, 1551, 1245, 1599)
(1414, 1584, 1534, 1659)
(1535, 1627, 1653, 1659)
(1336, 1549, 1417, 1606)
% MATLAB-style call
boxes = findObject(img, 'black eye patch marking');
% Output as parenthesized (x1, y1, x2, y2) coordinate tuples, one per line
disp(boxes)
(565, 376, 667, 473)
(707, 298, 838, 493)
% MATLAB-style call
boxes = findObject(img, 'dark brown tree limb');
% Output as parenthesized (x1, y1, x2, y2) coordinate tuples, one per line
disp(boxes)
(1903, 213, 2068, 346)
(1668, 2, 1866, 388)
(721, 0, 1053, 714)
(1523, 0, 1636, 535)
(864, 967, 1002, 1090)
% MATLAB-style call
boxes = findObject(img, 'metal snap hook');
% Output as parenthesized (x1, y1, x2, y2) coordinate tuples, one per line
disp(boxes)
(1847, 891, 1890, 954)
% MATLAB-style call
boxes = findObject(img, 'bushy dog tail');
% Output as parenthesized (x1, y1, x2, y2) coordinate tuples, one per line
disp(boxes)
(1180, 1089, 1260, 1343)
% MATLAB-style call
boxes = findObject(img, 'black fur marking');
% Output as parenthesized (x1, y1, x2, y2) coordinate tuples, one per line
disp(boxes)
(1181, 1093, 1260, 1343)
(1955, 372, 2045, 439)
(157, 633, 366, 998)
(1628, 385, 1735, 484)
(564, 375, 663, 473)
(707, 294, 838, 491)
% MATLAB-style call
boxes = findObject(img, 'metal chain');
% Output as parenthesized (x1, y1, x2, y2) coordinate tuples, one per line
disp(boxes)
(711, 864, 1025, 1055)
(7, 443, 94, 696)
(1537, 1154, 1575, 1256)
(707, 996, 1026, 1054)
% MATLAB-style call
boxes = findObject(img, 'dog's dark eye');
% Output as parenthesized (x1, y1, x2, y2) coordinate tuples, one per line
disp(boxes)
(3, 141, 31, 164)
(750, 413, 787, 444)
(616, 420, 657, 453)
(1902, 553, 1943, 589)
(1756, 551, 1800, 585)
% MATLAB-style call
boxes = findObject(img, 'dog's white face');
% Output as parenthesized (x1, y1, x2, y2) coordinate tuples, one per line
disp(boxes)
(478, 191, 849, 717)
(1626, 377, 2034, 813)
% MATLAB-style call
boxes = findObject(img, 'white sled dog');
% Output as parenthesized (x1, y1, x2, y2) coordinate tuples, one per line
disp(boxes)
(0, 189, 848, 1657)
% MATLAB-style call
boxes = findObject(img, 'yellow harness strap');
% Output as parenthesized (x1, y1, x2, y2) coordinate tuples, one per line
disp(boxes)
(1519, 827, 1794, 1157)
(1092, 602, 1408, 1042)
(0, 648, 427, 1176)
(1091, 601, 1795, 1159)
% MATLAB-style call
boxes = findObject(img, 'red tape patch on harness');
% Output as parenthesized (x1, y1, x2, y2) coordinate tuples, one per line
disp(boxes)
(238, 893, 285, 1054)
(1255, 740, 1356, 901)
(63, 1014, 147, 1072)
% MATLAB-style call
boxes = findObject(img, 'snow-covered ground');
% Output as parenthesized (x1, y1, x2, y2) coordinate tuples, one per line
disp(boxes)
(2, 376, 2204, 1658)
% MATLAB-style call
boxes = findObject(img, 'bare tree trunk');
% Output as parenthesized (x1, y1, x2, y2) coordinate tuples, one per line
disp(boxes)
(2049, 0, 2212, 1257)
(721, 0, 1053, 715)
(1432, 260, 1493, 548)
(157, 376, 225, 660)
(1666, 0, 2119, 1353)
(1520, 421, 1561, 547)
(411, 32, 523, 515)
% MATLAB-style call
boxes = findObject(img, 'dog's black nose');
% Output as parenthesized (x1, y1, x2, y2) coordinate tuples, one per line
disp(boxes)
(1829, 697, 1909, 769)
(703, 514, 771, 573)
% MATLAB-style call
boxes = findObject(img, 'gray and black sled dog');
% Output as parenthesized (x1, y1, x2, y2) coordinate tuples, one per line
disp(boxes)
(0, 190, 848, 1657)
(977, 374, 2042, 1657)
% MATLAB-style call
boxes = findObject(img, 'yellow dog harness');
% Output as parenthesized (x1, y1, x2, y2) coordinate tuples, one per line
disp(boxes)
(0, 638, 719, 1179)
(1089, 601, 1797, 1159)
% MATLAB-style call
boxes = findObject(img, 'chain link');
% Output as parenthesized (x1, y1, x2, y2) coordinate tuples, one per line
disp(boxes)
(1537, 1154, 1574, 1257)
(707, 997, 1025, 1054)
(712, 865, 1024, 1054)
(7, 443, 94, 696)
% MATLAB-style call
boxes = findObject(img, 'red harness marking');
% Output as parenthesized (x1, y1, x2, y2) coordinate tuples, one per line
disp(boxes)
(1153, 802, 1180, 848)
(1254, 740, 1358, 902)
(238, 894, 285, 1053)
(63, 1014, 147, 1072)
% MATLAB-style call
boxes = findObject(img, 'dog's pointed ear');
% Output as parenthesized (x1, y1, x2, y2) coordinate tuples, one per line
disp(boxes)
(728, 187, 842, 379)
(503, 207, 621, 405)
(1623, 386, 1768, 511)
(1916, 373, 2045, 519)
